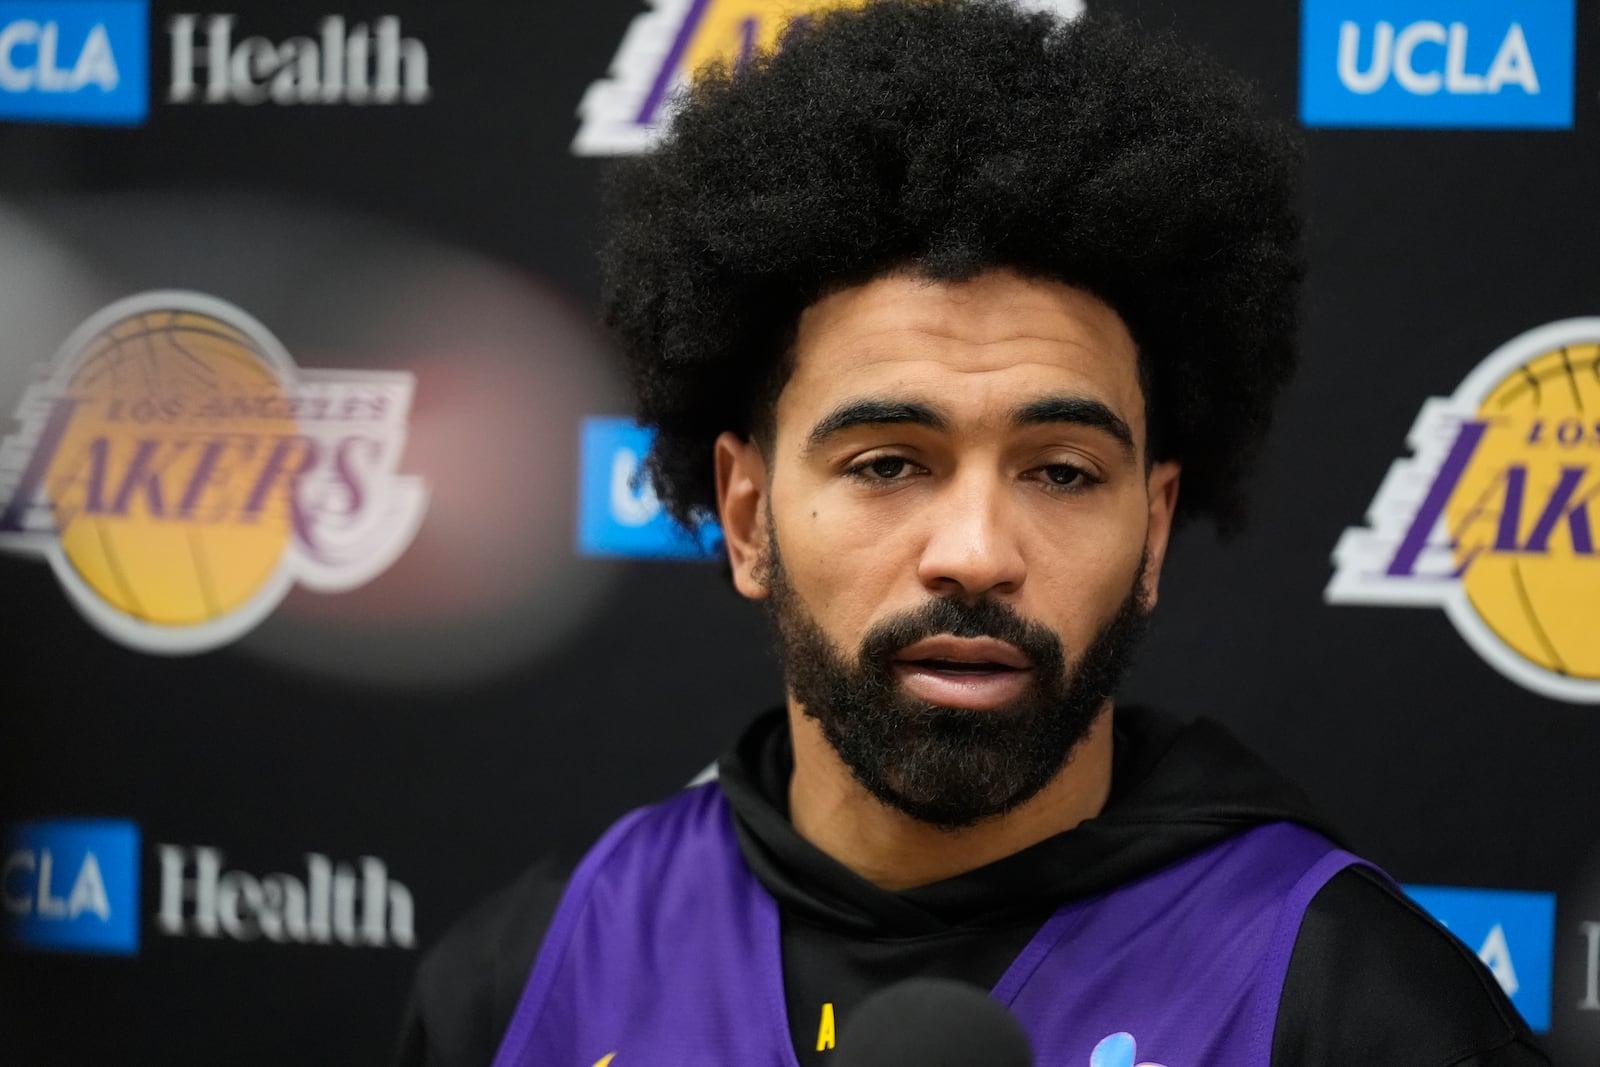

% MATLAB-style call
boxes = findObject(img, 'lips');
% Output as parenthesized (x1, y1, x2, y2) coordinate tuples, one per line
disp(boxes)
(894, 636, 1033, 672)
(891, 636, 1033, 710)
(907, 661, 1016, 675)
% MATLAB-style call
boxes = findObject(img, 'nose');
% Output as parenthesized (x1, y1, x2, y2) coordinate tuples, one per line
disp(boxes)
(915, 471, 1026, 599)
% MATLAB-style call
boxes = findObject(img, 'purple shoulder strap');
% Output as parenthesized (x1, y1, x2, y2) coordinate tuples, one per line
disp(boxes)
(996, 821, 1369, 1067)
(1246, 846, 1377, 1064)
(488, 804, 655, 1067)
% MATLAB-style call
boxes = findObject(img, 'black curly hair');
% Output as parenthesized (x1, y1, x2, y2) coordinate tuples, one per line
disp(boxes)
(600, 0, 1302, 536)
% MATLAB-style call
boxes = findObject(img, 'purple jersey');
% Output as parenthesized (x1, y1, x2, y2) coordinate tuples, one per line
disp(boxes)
(491, 782, 1365, 1067)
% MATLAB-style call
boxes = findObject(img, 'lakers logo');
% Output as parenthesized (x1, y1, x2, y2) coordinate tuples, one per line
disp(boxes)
(1328, 318, 1600, 703)
(573, 0, 1085, 155)
(0, 291, 427, 654)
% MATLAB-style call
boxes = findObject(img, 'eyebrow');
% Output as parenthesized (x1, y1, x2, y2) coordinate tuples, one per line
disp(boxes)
(1011, 395, 1136, 461)
(802, 393, 1138, 462)
(803, 399, 949, 454)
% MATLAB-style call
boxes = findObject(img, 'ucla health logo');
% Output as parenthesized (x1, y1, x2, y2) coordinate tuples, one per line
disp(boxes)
(572, 0, 1084, 155)
(0, 1, 147, 125)
(577, 416, 720, 559)
(0, 291, 428, 654)
(4, 819, 419, 955)
(3, 819, 140, 955)
(1405, 885, 1556, 1031)
(1328, 319, 1600, 702)
(1300, 0, 1573, 128)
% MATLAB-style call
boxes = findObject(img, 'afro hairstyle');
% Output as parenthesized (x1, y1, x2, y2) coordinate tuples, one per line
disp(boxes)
(599, 0, 1303, 535)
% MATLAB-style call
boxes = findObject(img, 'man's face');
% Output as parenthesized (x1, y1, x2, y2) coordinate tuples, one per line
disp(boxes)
(715, 269, 1180, 827)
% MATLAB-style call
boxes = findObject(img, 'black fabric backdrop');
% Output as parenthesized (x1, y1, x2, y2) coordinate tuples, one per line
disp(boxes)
(2, 1, 1598, 1063)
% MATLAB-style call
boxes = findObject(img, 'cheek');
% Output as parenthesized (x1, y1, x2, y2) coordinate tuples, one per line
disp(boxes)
(1018, 512, 1147, 634)
(772, 494, 910, 640)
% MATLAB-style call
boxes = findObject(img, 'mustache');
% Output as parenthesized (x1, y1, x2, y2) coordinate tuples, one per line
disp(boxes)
(857, 597, 1066, 672)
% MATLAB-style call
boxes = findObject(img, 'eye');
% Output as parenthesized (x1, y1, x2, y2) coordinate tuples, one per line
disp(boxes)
(844, 454, 924, 484)
(869, 456, 911, 479)
(1027, 462, 1100, 494)
(1042, 464, 1083, 487)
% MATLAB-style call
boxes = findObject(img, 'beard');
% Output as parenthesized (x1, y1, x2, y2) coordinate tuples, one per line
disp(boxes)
(762, 523, 1151, 831)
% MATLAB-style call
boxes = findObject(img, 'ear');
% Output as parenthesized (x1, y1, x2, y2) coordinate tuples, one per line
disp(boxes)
(1139, 461, 1182, 610)
(714, 431, 771, 600)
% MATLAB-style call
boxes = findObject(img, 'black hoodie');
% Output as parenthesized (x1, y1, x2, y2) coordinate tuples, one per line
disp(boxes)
(396, 708, 1548, 1067)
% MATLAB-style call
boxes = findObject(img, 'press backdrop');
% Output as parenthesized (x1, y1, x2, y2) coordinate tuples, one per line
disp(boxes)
(2, 1, 1598, 1064)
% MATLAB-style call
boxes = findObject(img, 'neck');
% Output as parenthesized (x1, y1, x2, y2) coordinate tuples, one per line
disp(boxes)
(785, 702, 1114, 892)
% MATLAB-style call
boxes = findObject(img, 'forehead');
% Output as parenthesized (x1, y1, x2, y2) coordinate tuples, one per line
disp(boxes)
(779, 270, 1143, 435)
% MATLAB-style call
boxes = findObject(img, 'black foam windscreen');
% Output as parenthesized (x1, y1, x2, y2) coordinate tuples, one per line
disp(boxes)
(834, 977, 1035, 1067)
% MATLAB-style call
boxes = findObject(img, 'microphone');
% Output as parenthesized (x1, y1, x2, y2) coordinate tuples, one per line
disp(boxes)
(834, 977, 1035, 1066)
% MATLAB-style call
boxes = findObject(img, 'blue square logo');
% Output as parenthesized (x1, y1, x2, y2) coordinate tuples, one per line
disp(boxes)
(0, 2, 148, 126)
(577, 417, 723, 560)
(1404, 883, 1555, 1031)
(3, 819, 141, 955)
(1301, 0, 1573, 129)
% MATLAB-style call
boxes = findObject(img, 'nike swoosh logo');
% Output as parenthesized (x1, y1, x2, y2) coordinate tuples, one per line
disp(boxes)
(592, 1054, 616, 1067)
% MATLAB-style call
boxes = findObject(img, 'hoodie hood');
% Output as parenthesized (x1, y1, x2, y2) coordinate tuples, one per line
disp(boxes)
(716, 705, 1339, 938)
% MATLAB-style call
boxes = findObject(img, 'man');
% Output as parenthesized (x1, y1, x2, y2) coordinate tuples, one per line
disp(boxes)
(398, 3, 1548, 1064)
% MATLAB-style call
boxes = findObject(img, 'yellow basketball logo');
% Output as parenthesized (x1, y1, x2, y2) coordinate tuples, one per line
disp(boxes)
(0, 292, 428, 654)
(1329, 318, 1600, 703)
(572, 0, 1084, 155)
